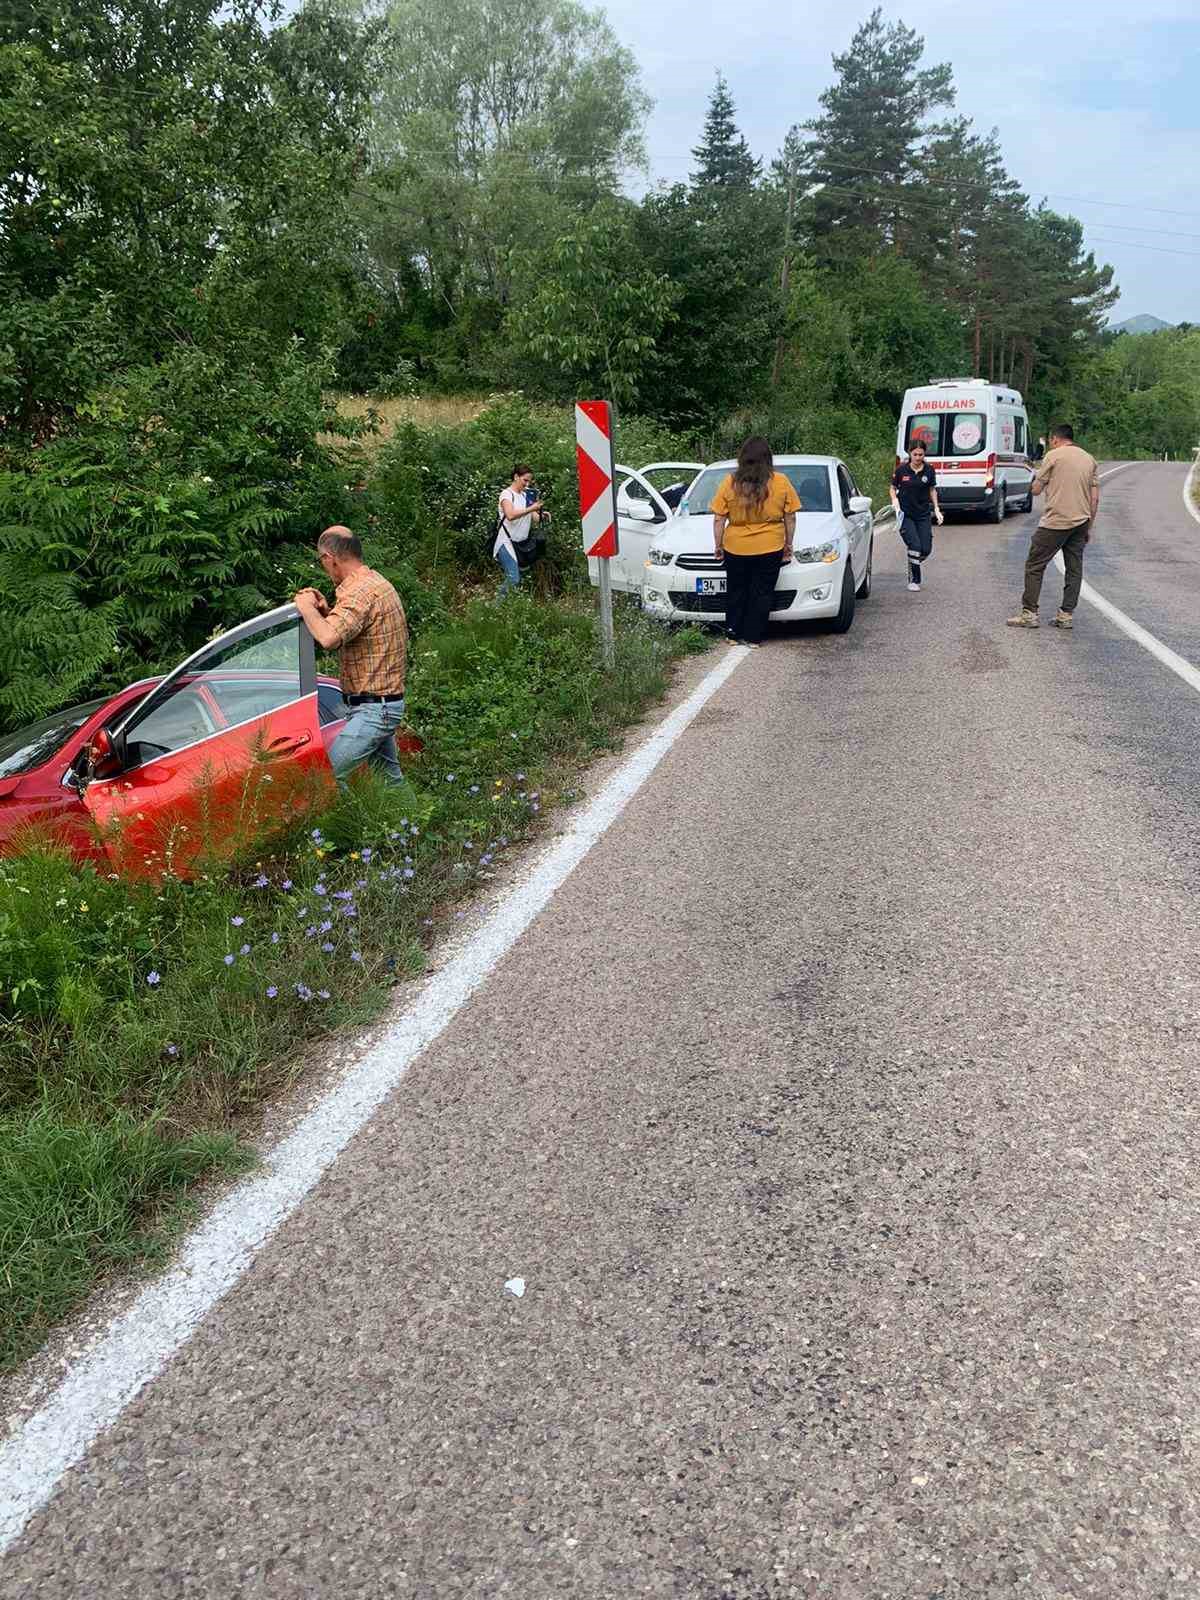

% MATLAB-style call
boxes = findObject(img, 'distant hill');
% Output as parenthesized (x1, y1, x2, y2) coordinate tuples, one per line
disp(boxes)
(1110, 314, 1174, 335)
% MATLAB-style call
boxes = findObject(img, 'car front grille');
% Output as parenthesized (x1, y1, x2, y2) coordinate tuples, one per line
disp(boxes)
(674, 554, 725, 571)
(668, 590, 796, 615)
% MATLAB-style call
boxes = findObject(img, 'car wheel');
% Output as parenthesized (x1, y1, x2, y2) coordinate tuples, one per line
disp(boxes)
(829, 563, 856, 633)
(988, 484, 1007, 523)
(855, 541, 872, 599)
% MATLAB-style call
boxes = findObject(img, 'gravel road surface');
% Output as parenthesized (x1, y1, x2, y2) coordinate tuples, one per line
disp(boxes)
(5, 462, 1200, 1598)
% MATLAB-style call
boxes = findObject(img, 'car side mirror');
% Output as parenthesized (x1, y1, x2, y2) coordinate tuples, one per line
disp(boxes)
(85, 727, 122, 782)
(624, 499, 656, 522)
(848, 495, 873, 515)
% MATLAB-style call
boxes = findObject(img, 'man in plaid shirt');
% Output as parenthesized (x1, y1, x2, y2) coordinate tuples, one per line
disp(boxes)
(294, 526, 409, 786)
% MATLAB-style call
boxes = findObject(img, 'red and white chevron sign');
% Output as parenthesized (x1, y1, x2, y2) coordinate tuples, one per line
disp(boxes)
(576, 400, 619, 560)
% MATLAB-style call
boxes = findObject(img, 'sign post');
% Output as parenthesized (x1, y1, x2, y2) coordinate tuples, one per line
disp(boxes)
(576, 399, 619, 669)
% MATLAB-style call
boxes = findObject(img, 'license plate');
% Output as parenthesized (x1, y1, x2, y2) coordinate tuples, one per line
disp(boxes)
(696, 576, 726, 596)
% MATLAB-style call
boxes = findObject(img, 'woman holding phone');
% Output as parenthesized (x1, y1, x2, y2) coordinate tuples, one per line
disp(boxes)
(709, 437, 801, 647)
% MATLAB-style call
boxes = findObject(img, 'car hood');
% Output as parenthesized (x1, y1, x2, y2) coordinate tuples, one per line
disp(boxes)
(649, 510, 844, 553)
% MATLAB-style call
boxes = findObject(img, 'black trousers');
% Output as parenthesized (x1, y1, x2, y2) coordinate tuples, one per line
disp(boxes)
(723, 549, 781, 644)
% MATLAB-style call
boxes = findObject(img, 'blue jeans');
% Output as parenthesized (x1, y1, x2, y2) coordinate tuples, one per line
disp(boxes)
(496, 545, 521, 593)
(330, 699, 406, 787)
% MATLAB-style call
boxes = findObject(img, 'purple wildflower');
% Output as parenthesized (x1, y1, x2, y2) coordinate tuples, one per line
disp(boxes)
(266, 985, 278, 999)
(446, 773, 455, 782)
(469, 785, 480, 794)
(464, 842, 473, 851)
(403, 869, 414, 880)
(317, 989, 331, 1000)
(231, 915, 244, 927)
(314, 882, 327, 896)
(350, 950, 362, 963)
(146, 970, 161, 986)
(165, 1043, 178, 1056)
(240, 943, 251, 955)
(281, 879, 293, 891)
(296, 983, 313, 1001)
(224, 953, 235, 966)
(270, 932, 280, 944)
(361, 848, 373, 862)
(253, 873, 270, 889)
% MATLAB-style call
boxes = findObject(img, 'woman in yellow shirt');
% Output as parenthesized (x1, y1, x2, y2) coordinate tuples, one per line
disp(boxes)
(709, 436, 801, 647)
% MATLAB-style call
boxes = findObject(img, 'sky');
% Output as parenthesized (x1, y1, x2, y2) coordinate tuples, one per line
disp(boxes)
(600, 0, 1200, 325)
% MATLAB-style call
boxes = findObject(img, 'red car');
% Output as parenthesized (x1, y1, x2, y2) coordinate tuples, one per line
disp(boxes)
(0, 606, 353, 875)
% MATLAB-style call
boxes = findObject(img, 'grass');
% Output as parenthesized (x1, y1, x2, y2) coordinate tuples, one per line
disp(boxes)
(0, 597, 708, 1373)
(327, 392, 499, 451)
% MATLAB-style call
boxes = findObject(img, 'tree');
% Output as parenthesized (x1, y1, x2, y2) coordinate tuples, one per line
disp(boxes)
(691, 74, 760, 190)
(505, 203, 676, 407)
(803, 7, 954, 255)
(344, 0, 650, 385)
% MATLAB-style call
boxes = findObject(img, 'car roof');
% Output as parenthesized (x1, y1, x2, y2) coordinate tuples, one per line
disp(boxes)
(700, 456, 839, 471)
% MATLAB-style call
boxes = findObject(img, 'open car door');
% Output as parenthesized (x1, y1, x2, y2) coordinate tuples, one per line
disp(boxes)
(605, 465, 678, 592)
(83, 606, 334, 876)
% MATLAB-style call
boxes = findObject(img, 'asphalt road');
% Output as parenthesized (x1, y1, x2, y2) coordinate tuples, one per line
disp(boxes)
(6, 461, 1200, 1598)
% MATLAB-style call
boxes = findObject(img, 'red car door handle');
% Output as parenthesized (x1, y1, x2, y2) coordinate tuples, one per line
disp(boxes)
(265, 733, 311, 757)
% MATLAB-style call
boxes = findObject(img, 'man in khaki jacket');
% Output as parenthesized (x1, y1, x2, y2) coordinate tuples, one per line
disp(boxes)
(1007, 424, 1100, 630)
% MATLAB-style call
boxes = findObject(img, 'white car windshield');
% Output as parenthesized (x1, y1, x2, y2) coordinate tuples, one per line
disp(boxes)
(684, 464, 833, 515)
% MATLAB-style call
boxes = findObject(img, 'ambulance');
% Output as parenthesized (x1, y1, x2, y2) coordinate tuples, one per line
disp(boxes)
(897, 378, 1035, 522)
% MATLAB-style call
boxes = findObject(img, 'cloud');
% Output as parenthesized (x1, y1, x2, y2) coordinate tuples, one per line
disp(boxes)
(603, 0, 1200, 321)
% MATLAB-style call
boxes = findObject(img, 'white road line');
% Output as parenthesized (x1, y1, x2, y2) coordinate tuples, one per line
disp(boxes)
(0, 643, 748, 1556)
(1184, 449, 1200, 528)
(1051, 461, 1200, 697)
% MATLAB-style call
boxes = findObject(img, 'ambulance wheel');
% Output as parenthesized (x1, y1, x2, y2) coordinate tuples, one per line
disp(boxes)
(987, 484, 1007, 523)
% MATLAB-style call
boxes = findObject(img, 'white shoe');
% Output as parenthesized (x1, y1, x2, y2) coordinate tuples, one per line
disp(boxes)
(908, 581, 921, 592)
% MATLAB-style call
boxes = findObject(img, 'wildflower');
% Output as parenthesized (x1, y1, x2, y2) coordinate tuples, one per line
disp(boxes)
(146, 970, 161, 986)
(281, 879, 293, 891)
(240, 943, 251, 955)
(464, 842, 473, 850)
(165, 1043, 179, 1056)
(388, 831, 400, 841)
(342, 905, 358, 919)
(253, 874, 269, 889)
(334, 889, 353, 901)
(266, 985, 278, 999)
(55, 896, 67, 909)
(295, 983, 313, 1001)
(317, 990, 331, 1001)
(446, 774, 455, 783)
(305, 925, 317, 938)
(231, 915, 244, 927)
(224, 953, 235, 966)
(270, 932, 280, 944)
(311, 829, 322, 841)
(422, 918, 433, 928)
(314, 882, 327, 896)
(361, 848, 373, 862)
(322, 941, 335, 953)
(320, 919, 333, 932)
(516, 773, 526, 781)
(403, 869, 414, 880)
(469, 785, 479, 794)
(350, 950, 362, 963)
(494, 780, 503, 789)
(356, 878, 367, 889)
(350, 852, 360, 861)
(79, 901, 89, 912)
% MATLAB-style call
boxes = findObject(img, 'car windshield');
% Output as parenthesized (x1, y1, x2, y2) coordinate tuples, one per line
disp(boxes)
(683, 464, 833, 515)
(0, 697, 108, 779)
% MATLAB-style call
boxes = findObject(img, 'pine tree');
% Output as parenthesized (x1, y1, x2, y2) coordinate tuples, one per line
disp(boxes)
(691, 73, 761, 189)
(804, 7, 954, 252)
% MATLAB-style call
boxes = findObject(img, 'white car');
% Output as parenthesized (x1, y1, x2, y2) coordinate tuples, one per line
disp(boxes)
(588, 456, 875, 633)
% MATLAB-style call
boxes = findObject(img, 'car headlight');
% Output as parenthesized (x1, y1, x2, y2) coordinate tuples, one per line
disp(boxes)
(792, 540, 841, 564)
(646, 548, 675, 567)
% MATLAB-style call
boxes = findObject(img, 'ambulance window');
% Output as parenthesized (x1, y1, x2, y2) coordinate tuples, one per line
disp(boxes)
(946, 412, 986, 456)
(1014, 416, 1026, 452)
(905, 416, 940, 454)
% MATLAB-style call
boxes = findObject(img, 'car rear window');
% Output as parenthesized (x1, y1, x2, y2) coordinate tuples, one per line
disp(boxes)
(904, 412, 988, 457)
(0, 698, 108, 779)
(685, 465, 833, 515)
